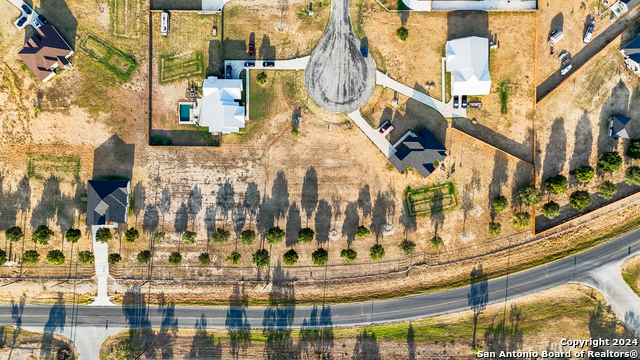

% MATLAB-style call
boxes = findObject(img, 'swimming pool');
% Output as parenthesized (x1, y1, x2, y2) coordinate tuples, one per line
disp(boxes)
(179, 104, 191, 122)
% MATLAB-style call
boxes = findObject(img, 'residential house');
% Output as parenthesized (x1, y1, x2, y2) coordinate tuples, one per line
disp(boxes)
(621, 34, 640, 75)
(19, 23, 74, 82)
(87, 180, 131, 227)
(446, 36, 492, 96)
(198, 76, 245, 134)
(609, 116, 632, 139)
(389, 128, 447, 178)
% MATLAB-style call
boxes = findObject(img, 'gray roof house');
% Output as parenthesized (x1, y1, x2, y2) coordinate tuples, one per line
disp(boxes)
(621, 34, 640, 75)
(609, 116, 632, 139)
(87, 180, 131, 226)
(389, 128, 447, 178)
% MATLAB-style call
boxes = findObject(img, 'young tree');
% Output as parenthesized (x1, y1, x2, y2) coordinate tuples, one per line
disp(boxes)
(210, 228, 231, 244)
(398, 239, 416, 256)
(488, 222, 501, 237)
(312, 248, 329, 265)
(124, 228, 139, 243)
(266, 227, 285, 244)
(598, 181, 617, 200)
(0, 249, 6, 265)
(544, 175, 568, 194)
(283, 249, 299, 265)
(65, 228, 81, 243)
(182, 231, 197, 245)
(297, 228, 315, 243)
(517, 186, 542, 206)
(32, 225, 54, 245)
(46, 250, 65, 266)
(575, 165, 595, 184)
(625, 166, 640, 186)
(512, 212, 532, 230)
(540, 201, 561, 219)
(168, 251, 182, 266)
(78, 251, 95, 265)
(6, 226, 24, 243)
(198, 253, 211, 265)
(95, 228, 112, 244)
(396, 26, 409, 41)
(369, 244, 385, 260)
(491, 196, 508, 214)
(225, 251, 241, 265)
(355, 225, 370, 238)
(256, 72, 267, 86)
(153, 232, 165, 243)
(340, 248, 357, 263)
(240, 229, 255, 245)
(252, 249, 270, 268)
(137, 250, 152, 264)
(627, 138, 640, 159)
(569, 191, 591, 211)
(290, 129, 299, 136)
(429, 236, 444, 250)
(108, 253, 122, 265)
(21, 250, 40, 265)
(598, 152, 622, 172)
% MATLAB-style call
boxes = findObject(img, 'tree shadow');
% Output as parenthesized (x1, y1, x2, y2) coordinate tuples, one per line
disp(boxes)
(92, 134, 135, 180)
(157, 293, 178, 359)
(371, 188, 395, 240)
(342, 202, 359, 246)
(285, 202, 301, 247)
(315, 199, 331, 244)
(399, 8, 409, 26)
(143, 204, 160, 235)
(511, 163, 533, 209)
(159, 187, 171, 231)
(40, 292, 66, 359)
(216, 180, 235, 229)
(468, 265, 488, 347)
(542, 117, 567, 182)
(187, 185, 202, 231)
(243, 182, 261, 229)
(298, 305, 334, 358)
(226, 283, 251, 359)
(231, 203, 247, 242)
(483, 303, 524, 355)
(0, 176, 20, 233)
(256, 195, 275, 241)
(122, 287, 152, 357)
(133, 182, 146, 226)
(37, 0, 78, 50)
(352, 330, 382, 360)
(358, 185, 372, 220)
(407, 323, 415, 360)
(30, 174, 63, 231)
(262, 263, 297, 358)
(488, 152, 509, 219)
(301, 167, 319, 226)
(174, 202, 188, 235)
(271, 171, 290, 227)
(570, 111, 593, 176)
(292, 107, 302, 130)
(550, 12, 564, 34)
(206, 40, 222, 77)
(447, 11, 490, 41)
(188, 313, 222, 359)
(259, 35, 276, 60)
(460, 168, 481, 233)
(204, 204, 217, 240)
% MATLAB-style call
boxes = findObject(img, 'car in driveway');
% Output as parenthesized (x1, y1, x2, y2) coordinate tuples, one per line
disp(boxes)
(379, 121, 393, 134)
(38, 15, 48, 24)
(584, 21, 595, 44)
(225, 65, 232, 79)
(461, 95, 467, 108)
(558, 50, 568, 60)
(21, 4, 32, 14)
(244, 62, 255, 68)
(453, 95, 459, 109)
(248, 42, 254, 56)
(32, 17, 42, 28)
(17, 16, 27, 27)
(263, 61, 275, 67)
(560, 64, 572, 76)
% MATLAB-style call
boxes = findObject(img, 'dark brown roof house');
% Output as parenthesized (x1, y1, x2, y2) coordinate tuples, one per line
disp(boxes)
(19, 23, 74, 82)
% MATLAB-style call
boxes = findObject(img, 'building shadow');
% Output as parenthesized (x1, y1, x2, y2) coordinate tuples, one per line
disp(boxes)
(259, 35, 276, 60)
(447, 11, 489, 41)
(550, 12, 564, 34)
(206, 40, 222, 77)
(37, 0, 78, 50)
(452, 118, 534, 164)
(93, 134, 135, 180)
(597, 80, 629, 156)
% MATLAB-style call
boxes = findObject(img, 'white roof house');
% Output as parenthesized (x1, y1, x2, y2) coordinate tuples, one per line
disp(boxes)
(446, 36, 491, 96)
(200, 76, 245, 134)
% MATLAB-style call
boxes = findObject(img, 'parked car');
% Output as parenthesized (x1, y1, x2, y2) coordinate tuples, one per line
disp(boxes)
(558, 51, 568, 60)
(263, 61, 275, 67)
(469, 102, 482, 109)
(453, 95, 459, 109)
(21, 4, 32, 14)
(38, 15, 48, 24)
(248, 42, 254, 56)
(560, 64, 572, 76)
(584, 21, 595, 44)
(360, 44, 368, 58)
(17, 16, 27, 27)
(562, 58, 570, 66)
(461, 95, 467, 108)
(244, 62, 255, 67)
(379, 121, 392, 134)
(225, 65, 232, 79)
(32, 17, 41, 28)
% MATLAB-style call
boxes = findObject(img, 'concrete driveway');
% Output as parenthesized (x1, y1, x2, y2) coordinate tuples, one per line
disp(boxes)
(224, 57, 310, 79)
(304, 0, 376, 114)
(6, 0, 40, 31)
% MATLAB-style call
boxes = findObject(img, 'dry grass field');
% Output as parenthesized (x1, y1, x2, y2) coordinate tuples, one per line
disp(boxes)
(0, 325, 77, 359)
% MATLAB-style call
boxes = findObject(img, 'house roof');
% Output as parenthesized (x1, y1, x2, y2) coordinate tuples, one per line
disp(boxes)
(389, 128, 447, 178)
(87, 180, 130, 226)
(199, 76, 245, 134)
(446, 36, 491, 96)
(18, 23, 73, 82)
(623, 35, 640, 65)
(610, 116, 631, 139)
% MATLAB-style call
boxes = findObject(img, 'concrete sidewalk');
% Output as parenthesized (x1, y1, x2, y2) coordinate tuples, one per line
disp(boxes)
(89, 225, 116, 307)
(348, 110, 396, 157)
(224, 57, 310, 79)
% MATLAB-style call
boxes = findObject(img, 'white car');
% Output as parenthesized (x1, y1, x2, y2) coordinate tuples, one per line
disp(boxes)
(32, 18, 42, 28)
(560, 64, 572, 76)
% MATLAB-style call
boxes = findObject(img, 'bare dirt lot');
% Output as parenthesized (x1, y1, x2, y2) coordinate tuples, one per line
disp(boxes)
(0, 325, 77, 359)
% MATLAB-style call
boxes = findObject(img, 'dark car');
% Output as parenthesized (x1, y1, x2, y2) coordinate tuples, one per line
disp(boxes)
(453, 95, 459, 109)
(244, 62, 255, 67)
(17, 16, 27, 27)
(38, 15, 48, 24)
(248, 42, 254, 56)
(21, 4, 32, 14)
(461, 95, 467, 108)
(225, 65, 232, 79)
(379, 122, 391, 134)
(263, 61, 275, 67)
(360, 44, 368, 58)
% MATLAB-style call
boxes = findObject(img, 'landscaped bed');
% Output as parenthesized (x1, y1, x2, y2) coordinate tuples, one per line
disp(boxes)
(405, 182, 457, 217)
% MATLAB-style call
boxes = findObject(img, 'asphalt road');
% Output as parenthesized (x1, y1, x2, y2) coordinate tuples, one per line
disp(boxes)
(304, 0, 376, 114)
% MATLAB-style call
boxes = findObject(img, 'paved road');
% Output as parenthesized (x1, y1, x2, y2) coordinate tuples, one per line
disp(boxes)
(304, 0, 376, 114)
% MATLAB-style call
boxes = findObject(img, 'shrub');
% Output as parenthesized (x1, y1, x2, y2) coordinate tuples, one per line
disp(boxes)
(488, 222, 501, 237)
(65, 228, 81, 243)
(210, 228, 231, 244)
(544, 175, 568, 194)
(517, 186, 542, 206)
(225, 251, 241, 265)
(153, 232, 165, 242)
(369, 244, 385, 260)
(252, 249, 270, 268)
(125, 228, 140, 243)
(297, 228, 315, 243)
(598, 152, 622, 172)
(491, 196, 508, 214)
(512, 212, 532, 230)
(575, 165, 595, 184)
(540, 201, 561, 219)
(240, 229, 255, 245)
(291, 129, 299, 136)
(625, 166, 640, 186)
(569, 191, 591, 211)
(78, 251, 95, 265)
(598, 181, 617, 199)
(168, 252, 182, 266)
(32, 225, 54, 245)
(108, 253, 122, 265)
(0, 249, 6, 265)
(627, 138, 640, 159)
(355, 225, 370, 238)
(340, 248, 357, 263)
(256, 71, 267, 85)
(312, 248, 329, 265)
(429, 236, 444, 250)
(95, 228, 112, 244)
(182, 231, 197, 245)
(137, 250, 152, 264)
(6, 226, 24, 242)
(396, 26, 409, 41)
(22, 250, 40, 265)
(266, 227, 285, 244)
(398, 239, 416, 256)
(46, 250, 65, 266)
(283, 249, 299, 265)
(198, 253, 211, 265)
